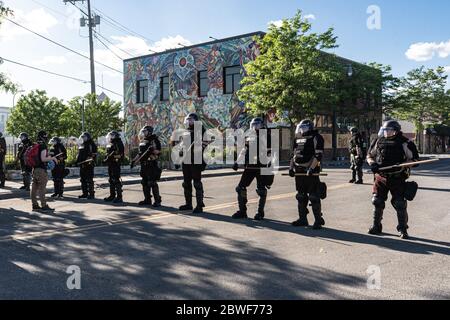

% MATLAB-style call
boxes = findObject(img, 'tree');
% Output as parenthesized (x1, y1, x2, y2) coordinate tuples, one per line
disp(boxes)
(0, 1, 18, 93)
(62, 94, 124, 139)
(6, 90, 68, 138)
(237, 10, 340, 125)
(390, 66, 448, 137)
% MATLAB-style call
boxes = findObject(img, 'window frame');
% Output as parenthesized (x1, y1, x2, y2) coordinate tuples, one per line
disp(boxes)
(198, 70, 209, 97)
(160, 75, 170, 101)
(223, 65, 243, 94)
(136, 79, 149, 104)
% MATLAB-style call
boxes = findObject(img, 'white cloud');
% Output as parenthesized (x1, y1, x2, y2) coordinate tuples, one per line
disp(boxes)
(405, 40, 450, 62)
(33, 56, 68, 66)
(444, 66, 450, 74)
(0, 8, 59, 41)
(149, 35, 192, 52)
(268, 20, 284, 28)
(305, 14, 316, 20)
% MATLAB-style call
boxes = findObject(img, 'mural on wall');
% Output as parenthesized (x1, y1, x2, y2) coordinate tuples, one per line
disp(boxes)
(124, 34, 261, 147)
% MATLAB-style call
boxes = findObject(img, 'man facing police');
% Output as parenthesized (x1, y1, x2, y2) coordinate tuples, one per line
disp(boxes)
(348, 127, 364, 184)
(49, 137, 67, 199)
(134, 126, 162, 207)
(367, 120, 420, 239)
(176, 113, 208, 214)
(76, 132, 98, 199)
(17, 132, 33, 191)
(103, 131, 125, 204)
(232, 117, 274, 221)
(0, 132, 6, 188)
(289, 120, 326, 229)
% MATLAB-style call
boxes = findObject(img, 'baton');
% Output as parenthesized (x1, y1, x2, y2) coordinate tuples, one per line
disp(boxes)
(282, 173, 328, 177)
(77, 158, 94, 166)
(379, 159, 439, 171)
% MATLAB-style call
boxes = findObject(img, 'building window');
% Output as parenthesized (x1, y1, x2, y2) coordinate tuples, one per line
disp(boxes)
(224, 66, 242, 94)
(160, 76, 170, 101)
(198, 70, 209, 97)
(136, 80, 148, 104)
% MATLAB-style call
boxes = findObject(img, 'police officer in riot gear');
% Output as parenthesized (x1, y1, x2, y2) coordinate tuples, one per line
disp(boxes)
(49, 137, 67, 199)
(103, 131, 125, 204)
(367, 120, 420, 239)
(177, 113, 208, 214)
(76, 132, 98, 199)
(232, 117, 275, 221)
(134, 126, 162, 207)
(0, 132, 6, 188)
(348, 127, 364, 184)
(289, 120, 326, 229)
(17, 132, 33, 191)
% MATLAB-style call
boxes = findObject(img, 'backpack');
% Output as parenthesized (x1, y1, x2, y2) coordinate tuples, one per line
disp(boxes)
(24, 144, 42, 168)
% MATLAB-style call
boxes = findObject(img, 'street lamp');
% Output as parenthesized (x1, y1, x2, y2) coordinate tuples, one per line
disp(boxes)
(12, 90, 25, 108)
(332, 64, 354, 161)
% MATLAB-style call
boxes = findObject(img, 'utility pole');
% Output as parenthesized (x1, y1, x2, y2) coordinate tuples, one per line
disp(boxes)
(81, 99, 85, 132)
(63, 0, 100, 95)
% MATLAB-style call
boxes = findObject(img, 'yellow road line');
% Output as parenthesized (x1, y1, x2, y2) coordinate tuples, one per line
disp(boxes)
(0, 182, 354, 242)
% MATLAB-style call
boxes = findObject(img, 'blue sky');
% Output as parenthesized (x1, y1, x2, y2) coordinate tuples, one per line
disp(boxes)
(1, 0, 449, 107)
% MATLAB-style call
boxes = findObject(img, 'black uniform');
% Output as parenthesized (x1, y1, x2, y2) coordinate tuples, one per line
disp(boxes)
(0, 136, 6, 188)
(139, 135, 162, 206)
(104, 138, 125, 202)
(49, 142, 67, 197)
(76, 140, 98, 198)
(233, 130, 274, 220)
(290, 130, 326, 229)
(367, 133, 419, 236)
(349, 132, 364, 183)
(17, 138, 33, 190)
(179, 127, 207, 212)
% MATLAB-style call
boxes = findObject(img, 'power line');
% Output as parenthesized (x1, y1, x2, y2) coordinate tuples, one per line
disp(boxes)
(93, 29, 134, 58)
(4, 17, 123, 74)
(0, 57, 123, 97)
(94, 33, 124, 61)
(92, 6, 156, 44)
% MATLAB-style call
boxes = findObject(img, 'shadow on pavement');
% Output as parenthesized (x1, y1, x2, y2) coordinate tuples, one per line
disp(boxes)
(0, 206, 366, 300)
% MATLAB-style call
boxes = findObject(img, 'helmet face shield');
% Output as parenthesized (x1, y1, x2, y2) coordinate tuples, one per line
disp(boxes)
(296, 124, 311, 135)
(184, 117, 195, 128)
(381, 127, 397, 138)
(138, 129, 147, 141)
(49, 138, 57, 146)
(250, 118, 264, 131)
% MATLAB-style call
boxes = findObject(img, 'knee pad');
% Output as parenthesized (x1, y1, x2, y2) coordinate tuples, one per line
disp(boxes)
(182, 182, 192, 190)
(256, 187, 267, 198)
(309, 194, 320, 204)
(147, 180, 156, 188)
(372, 195, 386, 209)
(296, 193, 308, 203)
(193, 181, 203, 190)
(392, 199, 407, 210)
(235, 186, 247, 198)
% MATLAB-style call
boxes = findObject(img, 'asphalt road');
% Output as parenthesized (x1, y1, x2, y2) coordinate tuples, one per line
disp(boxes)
(0, 157, 449, 300)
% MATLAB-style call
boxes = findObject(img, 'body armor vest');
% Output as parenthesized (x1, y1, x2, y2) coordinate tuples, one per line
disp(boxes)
(139, 137, 159, 163)
(294, 134, 316, 165)
(375, 135, 408, 167)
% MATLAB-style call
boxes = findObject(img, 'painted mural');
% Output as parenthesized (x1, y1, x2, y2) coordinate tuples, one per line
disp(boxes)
(123, 34, 261, 146)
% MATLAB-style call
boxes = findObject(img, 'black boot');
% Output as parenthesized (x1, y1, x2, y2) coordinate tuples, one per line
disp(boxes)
(193, 181, 205, 214)
(139, 185, 152, 206)
(104, 185, 116, 202)
(179, 182, 193, 211)
(311, 197, 325, 230)
(368, 207, 384, 235)
(349, 171, 356, 184)
(87, 181, 95, 199)
(397, 209, 409, 240)
(233, 186, 248, 219)
(113, 183, 123, 204)
(152, 183, 162, 208)
(254, 188, 267, 221)
(78, 182, 88, 199)
(293, 193, 309, 226)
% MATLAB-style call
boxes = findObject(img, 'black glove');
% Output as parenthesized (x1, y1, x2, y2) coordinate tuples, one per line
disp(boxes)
(233, 163, 239, 171)
(289, 169, 296, 178)
(370, 163, 380, 174)
(174, 164, 181, 170)
(306, 168, 314, 176)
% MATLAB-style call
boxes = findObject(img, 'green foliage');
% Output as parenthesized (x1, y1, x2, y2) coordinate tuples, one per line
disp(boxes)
(6, 90, 67, 138)
(62, 93, 125, 140)
(238, 10, 341, 124)
(390, 66, 449, 133)
(0, 2, 18, 94)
